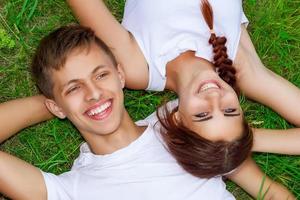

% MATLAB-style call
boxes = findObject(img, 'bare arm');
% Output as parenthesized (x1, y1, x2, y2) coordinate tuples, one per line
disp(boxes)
(227, 157, 295, 200)
(235, 26, 300, 155)
(67, 0, 148, 89)
(0, 95, 53, 143)
(0, 151, 47, 200)
(0, 96, 52, 199)
(235, 25, 300, 126)
(253, 128, 300, 154)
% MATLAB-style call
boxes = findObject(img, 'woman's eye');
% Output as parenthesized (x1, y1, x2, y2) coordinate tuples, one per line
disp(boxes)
(96, 72, 108, 80)
(195, 112, 209, 118)
(224, 108, 236, 113)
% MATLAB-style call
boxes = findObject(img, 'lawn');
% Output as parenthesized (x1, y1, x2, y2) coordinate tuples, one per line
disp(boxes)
(0, 0, 299, 199)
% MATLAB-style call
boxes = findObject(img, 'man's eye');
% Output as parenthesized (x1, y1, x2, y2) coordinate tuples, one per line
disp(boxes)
(96, 72, 108, 80)
(66, 86, 80, 94)
(224, 108, 236, 113)
(195, 112, 209, 118)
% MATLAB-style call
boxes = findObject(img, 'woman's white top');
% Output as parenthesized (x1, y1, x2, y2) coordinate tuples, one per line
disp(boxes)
(122, 0, 248, 91)
(42, 109, 235, 200)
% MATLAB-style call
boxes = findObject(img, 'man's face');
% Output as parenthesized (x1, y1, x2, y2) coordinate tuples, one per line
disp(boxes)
(46, 43, 126, 137)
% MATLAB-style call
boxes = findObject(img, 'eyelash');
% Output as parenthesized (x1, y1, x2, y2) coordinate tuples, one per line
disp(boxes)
(66, 86, 80, 95)
(96, 72, 108, 80)
(195, 112, 209, 118)
(224, 108, 236, 113)
(195, 108, 236, 118)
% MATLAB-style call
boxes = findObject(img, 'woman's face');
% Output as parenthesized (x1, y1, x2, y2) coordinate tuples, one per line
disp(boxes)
(177, 71, 243, 142)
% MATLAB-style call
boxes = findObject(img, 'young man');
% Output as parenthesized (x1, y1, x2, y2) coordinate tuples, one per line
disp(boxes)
(0, 24, 230, 200)
(0, 25, 294, 200)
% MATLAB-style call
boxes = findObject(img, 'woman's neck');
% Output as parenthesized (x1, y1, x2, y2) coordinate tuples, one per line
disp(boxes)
(165, 51, 216, 94)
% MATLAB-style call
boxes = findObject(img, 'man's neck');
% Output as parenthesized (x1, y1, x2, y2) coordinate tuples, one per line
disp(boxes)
(82, 110, 145, 155)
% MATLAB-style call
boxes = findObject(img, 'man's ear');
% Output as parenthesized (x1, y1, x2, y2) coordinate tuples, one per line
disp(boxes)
(116, 64, 125, 88)
(45, 99, 66, 119)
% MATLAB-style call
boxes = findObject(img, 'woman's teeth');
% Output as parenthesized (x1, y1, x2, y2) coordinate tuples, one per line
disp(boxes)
(200, 82, 219, 92)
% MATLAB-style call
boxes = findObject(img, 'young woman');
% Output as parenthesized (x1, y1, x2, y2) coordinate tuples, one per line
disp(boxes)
(65, 0, 300, 176)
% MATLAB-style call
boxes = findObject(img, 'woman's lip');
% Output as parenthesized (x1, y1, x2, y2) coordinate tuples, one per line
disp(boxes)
(197, 80, 221, 93)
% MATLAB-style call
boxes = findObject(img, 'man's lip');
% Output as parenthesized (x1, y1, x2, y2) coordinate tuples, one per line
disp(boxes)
(84, 99, 113, 114)
(86, 104, 113, 121)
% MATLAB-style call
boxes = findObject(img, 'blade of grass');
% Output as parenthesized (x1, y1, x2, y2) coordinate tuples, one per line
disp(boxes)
(16, 0, 30, 26)
(27, 0, 38, 21)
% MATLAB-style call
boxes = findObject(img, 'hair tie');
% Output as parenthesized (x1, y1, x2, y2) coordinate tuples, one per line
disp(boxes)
(209, 29, 215, 34)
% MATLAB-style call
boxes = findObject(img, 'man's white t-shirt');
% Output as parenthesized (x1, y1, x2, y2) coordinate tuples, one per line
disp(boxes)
(122, 0, 249, 91)
(42, 109, 235, 200)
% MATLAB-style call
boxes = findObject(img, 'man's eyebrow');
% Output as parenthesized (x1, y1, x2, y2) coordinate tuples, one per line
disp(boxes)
(62, 79, 80, 89)
(224, 113, 241, 117)
(193, 116, 213, 122)
(61, 65, 107, 89)
(91, 65, 107, 74)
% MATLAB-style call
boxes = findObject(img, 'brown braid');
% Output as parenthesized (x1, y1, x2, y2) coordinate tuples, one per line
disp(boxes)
(201, 0, 239, 93)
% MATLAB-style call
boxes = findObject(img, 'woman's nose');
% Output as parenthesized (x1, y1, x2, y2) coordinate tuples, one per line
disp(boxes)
(204, 90, 223, 107)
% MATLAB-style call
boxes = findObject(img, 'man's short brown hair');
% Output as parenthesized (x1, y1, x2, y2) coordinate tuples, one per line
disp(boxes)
(31, 25, 117, 98)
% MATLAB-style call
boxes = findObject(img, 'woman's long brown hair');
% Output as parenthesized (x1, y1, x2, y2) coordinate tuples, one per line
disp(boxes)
(157, 106, 252, 178)
(157, 0, 253, 178)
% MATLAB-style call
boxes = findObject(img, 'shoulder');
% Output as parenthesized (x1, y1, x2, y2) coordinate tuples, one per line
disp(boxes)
(41, 170, 77, 200)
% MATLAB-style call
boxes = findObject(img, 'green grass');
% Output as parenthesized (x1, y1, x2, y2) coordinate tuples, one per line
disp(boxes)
(0, 0, 299, 199)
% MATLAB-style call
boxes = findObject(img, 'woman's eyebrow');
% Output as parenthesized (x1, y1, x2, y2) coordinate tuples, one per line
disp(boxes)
(224, 113, 241, 117)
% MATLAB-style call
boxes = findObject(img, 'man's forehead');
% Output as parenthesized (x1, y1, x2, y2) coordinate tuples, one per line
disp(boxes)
(64, 45, 114, 68)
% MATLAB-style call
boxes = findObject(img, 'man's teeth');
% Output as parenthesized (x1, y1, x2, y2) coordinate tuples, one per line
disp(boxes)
(200, 83, 219, 92)
(87, 101, 111, 116)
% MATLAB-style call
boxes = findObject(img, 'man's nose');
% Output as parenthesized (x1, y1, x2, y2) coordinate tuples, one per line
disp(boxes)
(85, 82, 101, 102)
